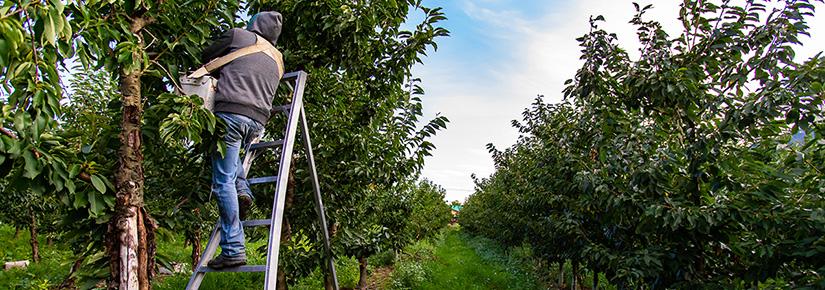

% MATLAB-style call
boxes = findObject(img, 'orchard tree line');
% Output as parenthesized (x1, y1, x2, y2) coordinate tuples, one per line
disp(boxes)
(462, 0, 825, 289)
(0, 0, 451, 289)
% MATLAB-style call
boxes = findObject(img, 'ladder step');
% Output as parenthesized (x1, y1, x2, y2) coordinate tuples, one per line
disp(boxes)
(250, 140, 284, 150)
(197, 265, 267, 273)
(242, 219, 271, 227)
(248, 176, 278, 185)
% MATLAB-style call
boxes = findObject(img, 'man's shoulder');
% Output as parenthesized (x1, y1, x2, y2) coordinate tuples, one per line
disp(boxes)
(227, 28, 256, 46)
(228, 27, 247, 34)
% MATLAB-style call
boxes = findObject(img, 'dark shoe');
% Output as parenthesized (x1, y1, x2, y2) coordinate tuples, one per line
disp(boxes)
(238, 194, 253, 221)
(207, 253, 247, 269)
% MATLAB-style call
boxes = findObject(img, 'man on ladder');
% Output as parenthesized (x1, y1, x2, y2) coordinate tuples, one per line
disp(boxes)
(201, 11, 283, 269)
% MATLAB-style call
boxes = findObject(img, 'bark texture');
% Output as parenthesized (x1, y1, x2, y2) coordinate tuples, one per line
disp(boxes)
(28, 206, 40, 263)
(357, 257, 368, 290)
(58, 257, 86, 289)
(188, 229, 202, 266)
(107, 15, 157, 290)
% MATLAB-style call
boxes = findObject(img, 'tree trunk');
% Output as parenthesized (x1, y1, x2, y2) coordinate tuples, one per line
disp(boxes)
(592, 270, 599, 290)
(357, 256, 368, 290)
(28, 206, 40, 263)
(277, 268, 288, 290)
(58, 257, 86, 289)
(558, 262, 565, 288)
(571, 260, 580, 290)
(107, 15, 156, 290)
(189, 229, 202, 266)
(14, 226, 20, 239)
(324, 274, 335, 290)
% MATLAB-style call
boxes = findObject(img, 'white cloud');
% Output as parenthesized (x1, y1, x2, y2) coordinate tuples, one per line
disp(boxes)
(417, 0, 824, 202)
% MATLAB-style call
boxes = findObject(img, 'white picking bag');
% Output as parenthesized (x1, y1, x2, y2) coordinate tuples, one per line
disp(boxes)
(177, 35, 284, 111)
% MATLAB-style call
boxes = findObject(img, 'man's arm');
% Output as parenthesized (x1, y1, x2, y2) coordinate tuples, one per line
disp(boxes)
(201, 29, 235, 63)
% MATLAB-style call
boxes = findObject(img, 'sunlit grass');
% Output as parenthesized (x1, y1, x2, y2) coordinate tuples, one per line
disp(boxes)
(414, 227, 543, 290)
(0, 224, 73, 290)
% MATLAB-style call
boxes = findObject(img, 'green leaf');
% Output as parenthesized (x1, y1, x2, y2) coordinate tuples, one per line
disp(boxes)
(91, 174, 106, 193)
(73, 190, 88, 208)
(43, 10, 58, 46)
(69, 164, 81, 177)
(217, 140, 227, 158)
(22, 149, 42, 179)
(65, 179, 76, 194)
(48, 0, 65, 13)
(88, 191, 104, 216)
(14, 110, 26, 136)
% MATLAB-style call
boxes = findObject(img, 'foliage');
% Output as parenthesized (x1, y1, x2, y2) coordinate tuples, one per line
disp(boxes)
(0, 224, 72, 290)
(463, 0, 825, 289)
(389, 261, 428, 290)
(236, 0, 452, 282)
(406, 180, 452, 241)
(2, 0, 450, 287)
(388, 239, 435, 290)
(369, 249, 397, 268)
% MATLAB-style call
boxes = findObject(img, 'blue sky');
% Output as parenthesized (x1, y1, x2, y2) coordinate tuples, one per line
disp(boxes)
(411, 0, 825, 202)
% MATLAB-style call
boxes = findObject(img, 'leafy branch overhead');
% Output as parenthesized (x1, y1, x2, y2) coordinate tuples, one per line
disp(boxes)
(1, 0, 451, 287)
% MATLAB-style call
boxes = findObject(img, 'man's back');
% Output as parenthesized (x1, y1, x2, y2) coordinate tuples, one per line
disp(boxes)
(202, 12, 283, 125)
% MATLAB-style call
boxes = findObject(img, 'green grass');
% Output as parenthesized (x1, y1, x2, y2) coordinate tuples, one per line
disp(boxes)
(0, 224, 73, 290)
(409, 227, 543, 290)
(1, 223, 548, 290)
(153, 227, 277, 290)
(152, 226, 361, 290)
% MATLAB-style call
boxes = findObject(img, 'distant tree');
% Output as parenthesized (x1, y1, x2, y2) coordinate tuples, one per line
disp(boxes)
(463, 0, 825, 288)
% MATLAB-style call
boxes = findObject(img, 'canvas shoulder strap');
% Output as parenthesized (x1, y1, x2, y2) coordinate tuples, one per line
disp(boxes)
(188, 35, 284, 79)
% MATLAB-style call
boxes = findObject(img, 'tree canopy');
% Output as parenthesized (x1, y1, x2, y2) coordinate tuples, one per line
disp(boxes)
(1, 0, 451, 288)
(463, 0, 825, 288)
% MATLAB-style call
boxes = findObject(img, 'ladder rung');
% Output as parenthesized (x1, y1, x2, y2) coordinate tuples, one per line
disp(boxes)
(250, 140, 284, 150)
(248, 176, 278, 185)
(242, 219, 271, 227)
(282, 71, 300, 79)
(197, 265, 267, 273)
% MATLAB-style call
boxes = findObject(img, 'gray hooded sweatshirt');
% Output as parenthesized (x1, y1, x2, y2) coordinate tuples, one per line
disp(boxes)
(202, 11, 283, 125)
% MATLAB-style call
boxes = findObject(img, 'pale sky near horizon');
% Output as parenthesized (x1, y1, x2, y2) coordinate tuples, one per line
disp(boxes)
(412, 0, 825, 203)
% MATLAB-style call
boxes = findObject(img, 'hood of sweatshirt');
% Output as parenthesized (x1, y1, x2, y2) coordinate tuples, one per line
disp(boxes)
(247, 12, 283, 45)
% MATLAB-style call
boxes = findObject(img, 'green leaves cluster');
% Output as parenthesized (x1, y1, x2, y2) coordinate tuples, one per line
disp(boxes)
(239, 0, 451, 280)
(463, 1, 825, 289)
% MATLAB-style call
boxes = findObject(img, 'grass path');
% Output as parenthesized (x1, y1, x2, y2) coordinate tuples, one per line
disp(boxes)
(415, 228, 542, 290)
(1, 224, 542, 289)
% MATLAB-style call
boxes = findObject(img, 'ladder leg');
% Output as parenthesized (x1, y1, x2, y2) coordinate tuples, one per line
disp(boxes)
(299, 107, 340, 290)
(240, 136, 263, 178)
(186, 225, 222, 290)
(264, 73, 306, 290)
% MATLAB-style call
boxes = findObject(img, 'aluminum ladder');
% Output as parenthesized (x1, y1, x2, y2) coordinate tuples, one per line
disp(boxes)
(186, 71, 339, 290)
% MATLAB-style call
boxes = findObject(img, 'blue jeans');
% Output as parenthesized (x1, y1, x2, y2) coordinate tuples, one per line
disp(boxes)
(212, 112, 263, 257)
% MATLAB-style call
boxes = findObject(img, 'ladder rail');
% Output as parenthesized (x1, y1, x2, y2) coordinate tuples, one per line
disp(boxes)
(185, 71, 339, 290)
(263, 71, 307, 290)
(185, 225, 221, 289)
(300, 106, 340, 290)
